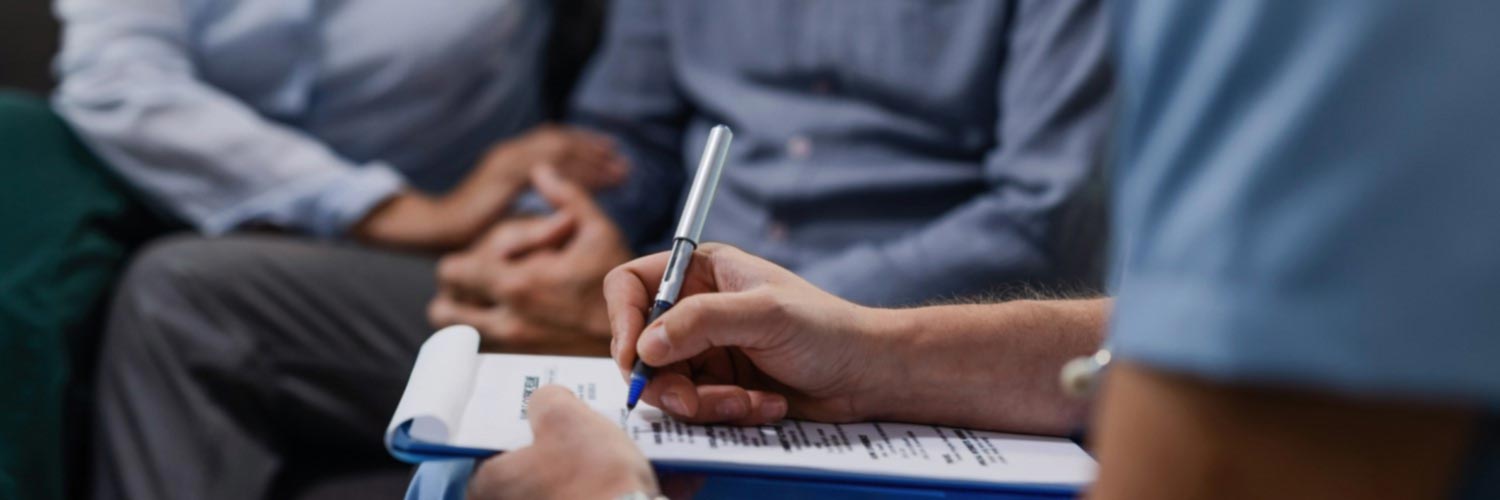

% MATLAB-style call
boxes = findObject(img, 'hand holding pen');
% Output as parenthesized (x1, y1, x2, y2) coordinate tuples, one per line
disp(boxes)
(606, 241, 886, 426)
(624, 125, 735, 415)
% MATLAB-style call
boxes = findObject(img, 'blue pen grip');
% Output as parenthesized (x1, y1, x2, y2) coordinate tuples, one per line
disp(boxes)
(626, 300, 673, 407)
(630, 300, 673, 379)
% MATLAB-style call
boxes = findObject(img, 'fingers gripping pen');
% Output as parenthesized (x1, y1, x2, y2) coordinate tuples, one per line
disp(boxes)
(625, 125, 733, 414)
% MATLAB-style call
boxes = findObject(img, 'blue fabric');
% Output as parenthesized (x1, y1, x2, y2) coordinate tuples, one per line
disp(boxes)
(52, 0, 548, 237)
(1109, 1, 1500, 497)
(570, 0, 1113, 306)
(406, 460, 474, 500)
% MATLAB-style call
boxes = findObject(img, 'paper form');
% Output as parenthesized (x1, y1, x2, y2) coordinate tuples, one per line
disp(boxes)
(389, 326, 1095, 488)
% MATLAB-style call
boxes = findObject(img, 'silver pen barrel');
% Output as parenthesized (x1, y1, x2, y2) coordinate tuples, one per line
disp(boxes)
(674, 125, 733, 244)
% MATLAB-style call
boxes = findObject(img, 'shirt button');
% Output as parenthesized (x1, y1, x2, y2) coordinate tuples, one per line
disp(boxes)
(785, 136, 812, 159)
(767, 221, 789, 242)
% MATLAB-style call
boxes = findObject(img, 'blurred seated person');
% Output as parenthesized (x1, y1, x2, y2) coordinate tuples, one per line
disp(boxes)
(444, 1, 1500, 499)
(427, 0, 1113, 354)
(2, 0, 619, 499)
(90, 0, 1110, 499)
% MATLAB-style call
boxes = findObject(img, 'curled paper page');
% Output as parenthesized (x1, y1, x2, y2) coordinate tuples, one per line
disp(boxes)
(385, 325, 482, 459)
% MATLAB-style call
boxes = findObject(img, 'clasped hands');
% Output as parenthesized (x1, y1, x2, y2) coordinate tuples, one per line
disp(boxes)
(354, 125, 628, 251)
(427, 163, 633, 355)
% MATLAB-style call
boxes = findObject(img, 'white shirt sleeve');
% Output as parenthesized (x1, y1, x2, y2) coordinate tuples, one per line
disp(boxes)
(51, 0, 404, 238)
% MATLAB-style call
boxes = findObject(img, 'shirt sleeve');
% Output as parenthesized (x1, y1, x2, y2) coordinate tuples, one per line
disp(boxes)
(798, 0, 1113, 306)
(1109, 1, 1500, 406)
(565, 0, 690, 250)
(51, 0, 404, 238)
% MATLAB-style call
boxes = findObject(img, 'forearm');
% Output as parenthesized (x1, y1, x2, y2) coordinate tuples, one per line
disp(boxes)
(860, 298, 1110, 435)
(1090, 363, 1477, 500)
(355, 167, 539, 251)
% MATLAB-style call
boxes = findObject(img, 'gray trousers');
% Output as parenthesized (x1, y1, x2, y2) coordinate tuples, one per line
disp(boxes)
(92, 234, 438, 500)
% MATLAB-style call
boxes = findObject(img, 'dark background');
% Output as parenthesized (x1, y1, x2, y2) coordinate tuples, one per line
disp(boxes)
(0, 1, 60, 94)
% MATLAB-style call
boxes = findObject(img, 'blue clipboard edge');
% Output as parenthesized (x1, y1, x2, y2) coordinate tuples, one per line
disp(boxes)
(389, 421, 1083, 496)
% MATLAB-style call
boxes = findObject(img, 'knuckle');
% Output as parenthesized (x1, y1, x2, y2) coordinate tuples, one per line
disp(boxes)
(426, 300, 449, 326)
(436, 256, 463, 282)
(494, 317, 542, 343)
(699, 242, 740, 261)
(761, 293, 800, 340)
(698, 242, 728, 253)
(493, 322, 525, 341)
(761, 291, 793, 317)
(540, 133, 564, 148)
(494, 280, 530, 304)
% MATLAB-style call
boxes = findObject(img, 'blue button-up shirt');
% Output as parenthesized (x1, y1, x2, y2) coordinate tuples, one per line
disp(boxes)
(573, 0, 1113, 306)
(52, 0, 548, 237)
(1110, 1, 1500, 496)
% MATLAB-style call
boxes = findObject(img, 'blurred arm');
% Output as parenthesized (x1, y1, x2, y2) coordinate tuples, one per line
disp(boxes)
(52, 0, 404, 238)
(798, 0, 1113, 306)
(1090, 363, 1477, 500)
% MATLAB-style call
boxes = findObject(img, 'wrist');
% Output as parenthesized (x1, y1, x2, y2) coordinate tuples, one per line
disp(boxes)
(852, 303, 1013, 424)
(352, 191, 416, 241)
(481, 145, 539, 187)
(846, 306, 926, 421)
(353, 191, 462, 250)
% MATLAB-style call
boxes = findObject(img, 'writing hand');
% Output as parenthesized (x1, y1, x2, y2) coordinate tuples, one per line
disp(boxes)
(604, 244, 899, 425)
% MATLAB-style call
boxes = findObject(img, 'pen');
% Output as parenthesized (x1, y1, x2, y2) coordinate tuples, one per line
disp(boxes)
(625, 125, 734, 415)
(1059, 343, 1111, 398)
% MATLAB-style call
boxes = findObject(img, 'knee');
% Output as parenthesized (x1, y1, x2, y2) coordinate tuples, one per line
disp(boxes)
(107, 234, 322, 339)
(95, 236, 207, 392)
(103, 235, 250, 362)
(115, 235, 228, 306)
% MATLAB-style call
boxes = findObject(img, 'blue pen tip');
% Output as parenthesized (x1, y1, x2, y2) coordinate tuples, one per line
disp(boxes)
(626, 376, 647, 410)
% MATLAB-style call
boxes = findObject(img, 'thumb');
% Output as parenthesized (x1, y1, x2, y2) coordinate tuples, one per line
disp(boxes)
(525, 385, 596, 440)
(635, 291, 786, 367)
(532, 164, 604, 217)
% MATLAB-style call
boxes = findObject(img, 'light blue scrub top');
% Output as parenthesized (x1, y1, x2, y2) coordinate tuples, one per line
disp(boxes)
(1110, 1, 1500, 496)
